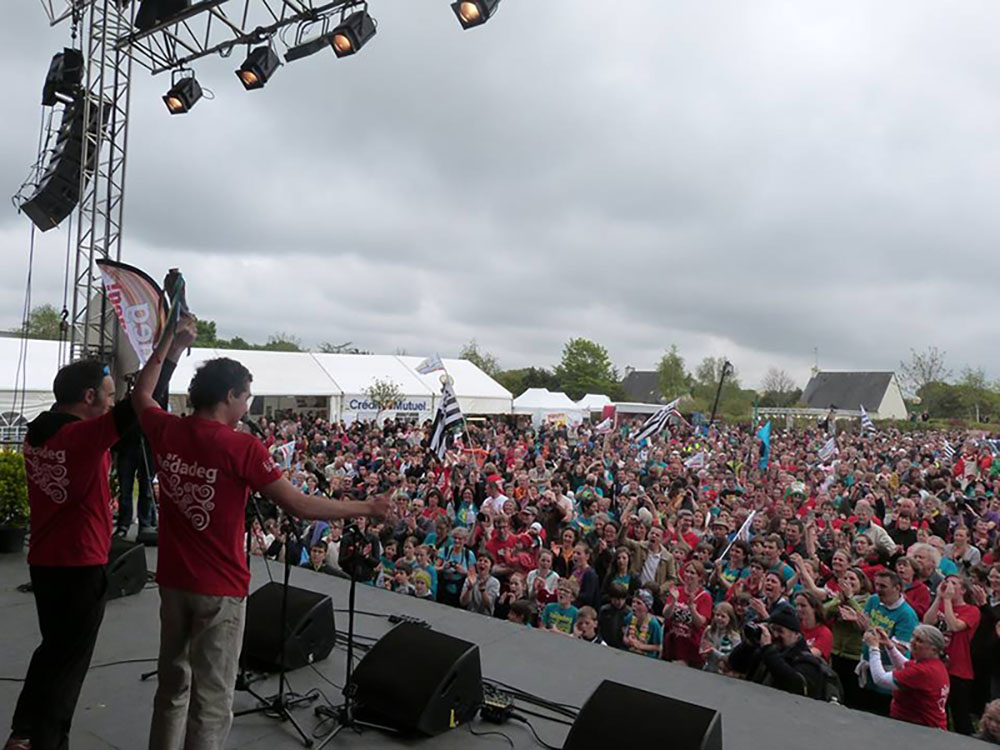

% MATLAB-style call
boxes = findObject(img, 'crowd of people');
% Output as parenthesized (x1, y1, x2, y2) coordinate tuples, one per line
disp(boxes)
(243, 408, 1000, 741)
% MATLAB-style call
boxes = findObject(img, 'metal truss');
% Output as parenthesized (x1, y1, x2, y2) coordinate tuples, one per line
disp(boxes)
(116, 0, 358, 75)
(70, 0, 135, 363)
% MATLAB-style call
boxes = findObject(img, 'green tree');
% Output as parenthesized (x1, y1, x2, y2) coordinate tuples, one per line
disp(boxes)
(917, 381, 964, 419)
(496, 366, 561, 398)
(364, 377, 403, 416)
(899, 346, 951, 397)
(262, 332, 303, 352)
(759, 367, 800, 407)
(319, 341, 370, 354)
(459, 339, 501, 379)
(194, 319, 218, 346)
(689, 357, 753, 417)
(955, 367, 999, 422)
(656, 345, 690, 402)
(554, 338, 622, 401)
(21, 304, 64, 340)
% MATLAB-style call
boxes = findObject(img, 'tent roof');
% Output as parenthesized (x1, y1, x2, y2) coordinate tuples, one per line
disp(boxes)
(0, 337, 61, 409)
(311, 354, 433, 397)
(577, 393, 612, 410)
(396, 356, 512, 400)
(513, 388, 580, 410)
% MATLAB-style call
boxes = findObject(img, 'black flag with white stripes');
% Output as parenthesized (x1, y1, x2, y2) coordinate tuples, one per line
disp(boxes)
(634, 397, 680, 444)
(429, 380, 463, 459)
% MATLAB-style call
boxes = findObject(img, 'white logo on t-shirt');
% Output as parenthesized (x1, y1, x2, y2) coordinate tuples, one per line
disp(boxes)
(159, 453, 218, 531)
(24, 445, 69, 504)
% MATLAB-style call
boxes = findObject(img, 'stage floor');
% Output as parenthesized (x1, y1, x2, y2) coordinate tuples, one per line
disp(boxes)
(0, 549, 984, 749)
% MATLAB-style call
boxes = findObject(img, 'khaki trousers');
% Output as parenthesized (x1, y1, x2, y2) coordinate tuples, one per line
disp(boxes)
(149, 586, 246, 750)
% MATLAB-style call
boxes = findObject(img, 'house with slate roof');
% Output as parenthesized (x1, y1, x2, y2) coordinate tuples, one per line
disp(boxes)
(801, 371, 908, 420)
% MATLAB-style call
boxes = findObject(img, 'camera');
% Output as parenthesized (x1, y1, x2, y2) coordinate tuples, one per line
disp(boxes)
(742, 621, 763, 645)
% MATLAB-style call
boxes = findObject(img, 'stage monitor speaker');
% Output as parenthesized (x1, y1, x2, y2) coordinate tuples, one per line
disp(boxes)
(241, 582, 335, 672)
(352, 623, 483, 736)
(563, 680, 722, 750)
(106, 538, 148, 600)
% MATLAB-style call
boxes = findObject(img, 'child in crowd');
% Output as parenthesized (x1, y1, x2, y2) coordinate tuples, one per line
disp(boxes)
(541, 578, 580, 634)
(413, 570, 435, 600)
(699, 602, 741, 674)
(574, 606, 605, 645)
(392, 562, 416, 596)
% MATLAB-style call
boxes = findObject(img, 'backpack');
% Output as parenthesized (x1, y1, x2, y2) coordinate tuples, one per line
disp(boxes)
(792, 652, 844, 704)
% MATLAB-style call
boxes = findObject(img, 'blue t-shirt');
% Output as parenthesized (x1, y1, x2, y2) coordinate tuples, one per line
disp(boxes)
(541, 603, 578, 634)
(623, 612, 663, 658)
(439, 548, 475, 594)
(862, 595, 918, 694)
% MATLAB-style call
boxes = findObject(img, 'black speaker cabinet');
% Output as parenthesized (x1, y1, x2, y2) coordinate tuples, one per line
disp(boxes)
(241, 582, 335, 672)
(352, 623, 483, 736)
(564, 680, 722, 750)
(106, 538, 148, 600)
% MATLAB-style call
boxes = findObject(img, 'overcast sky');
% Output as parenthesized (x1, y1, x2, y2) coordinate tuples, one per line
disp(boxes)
(3, 1, 999, 390)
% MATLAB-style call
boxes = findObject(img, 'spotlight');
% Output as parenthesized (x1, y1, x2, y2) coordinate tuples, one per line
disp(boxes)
(285, 33, 334, 62)
(135, 0, 191, 33)
(236, 46, 281, 90)
(451, 0, 500, 29)
(330, 9, 377, 57)
(163, 74, 202, 114)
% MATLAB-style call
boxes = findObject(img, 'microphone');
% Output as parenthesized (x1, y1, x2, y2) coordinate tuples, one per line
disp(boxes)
(240, 415, 264, 437)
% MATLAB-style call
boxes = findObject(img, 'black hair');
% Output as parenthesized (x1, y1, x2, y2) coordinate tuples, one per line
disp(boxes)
(188, 358, 252, 411)
(53, 359, 108, 405)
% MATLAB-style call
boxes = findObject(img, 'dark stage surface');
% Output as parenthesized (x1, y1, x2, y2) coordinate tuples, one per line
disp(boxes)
(0, 550, 984, 749)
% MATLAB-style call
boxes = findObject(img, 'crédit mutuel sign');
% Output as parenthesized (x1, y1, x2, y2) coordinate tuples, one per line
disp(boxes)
(345, 397, 430, 414)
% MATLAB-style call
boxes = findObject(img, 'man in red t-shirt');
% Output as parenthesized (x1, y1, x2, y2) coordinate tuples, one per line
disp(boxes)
(133, 327, 388, 750)
(7, 339, 186, 750)
(923, 575, 981, 735)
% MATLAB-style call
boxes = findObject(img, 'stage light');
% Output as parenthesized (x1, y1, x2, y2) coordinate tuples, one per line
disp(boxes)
(285, 33, 334, 62)
(163, 74, 202, 114)
(236, 46, 281, 90)
(330, 10, 377, 58)
(451, 0, 500, 29)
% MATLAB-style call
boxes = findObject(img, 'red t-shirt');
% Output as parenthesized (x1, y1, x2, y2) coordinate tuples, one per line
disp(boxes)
(802, 624, 833, 662)
(892, 658, 950, 730)
(141, 409, 282, 597)
(904, 581, 931, 622)
(24, 410, 121, 567)
(939, 603, 981, 680)
(485, 532, 518, 564)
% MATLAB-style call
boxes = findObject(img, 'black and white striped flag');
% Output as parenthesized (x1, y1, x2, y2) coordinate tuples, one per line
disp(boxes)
(429, 381, 463, 459)
(943, 440, 956, 463)
(634, 397, 680, 443)
(860, 405, 875, 433)
(818, 436, 838, 462)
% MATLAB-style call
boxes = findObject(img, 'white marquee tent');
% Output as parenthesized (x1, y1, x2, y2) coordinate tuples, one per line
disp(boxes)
(576, 393, 612, 412)
(0, 338, 513, 434)
(512, 388, 586, 427)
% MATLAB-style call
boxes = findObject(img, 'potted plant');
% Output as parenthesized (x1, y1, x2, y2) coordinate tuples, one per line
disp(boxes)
(0, 449, 29, 554)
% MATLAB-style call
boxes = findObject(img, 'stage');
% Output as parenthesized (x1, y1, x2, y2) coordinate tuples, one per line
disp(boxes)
(0, 549, 983, 749)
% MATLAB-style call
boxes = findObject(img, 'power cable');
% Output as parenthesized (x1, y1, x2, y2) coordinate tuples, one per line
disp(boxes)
(511, 714, 563, 750)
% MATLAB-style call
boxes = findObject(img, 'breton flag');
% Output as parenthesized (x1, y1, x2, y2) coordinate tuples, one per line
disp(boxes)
(634, 397, 680, 444)
(429, 380, 463, 460)
(416, 353, 446, 375)
(684, 451, 706, 469)
(860, 405, 875, 433)
(594, 417, 614, 434)
(818, 437, 838, 462)
(96, 259, 167, 367)
(943, 440, 956, 463)
(719, 510, 757, 559)
(278, 440, 296, 469)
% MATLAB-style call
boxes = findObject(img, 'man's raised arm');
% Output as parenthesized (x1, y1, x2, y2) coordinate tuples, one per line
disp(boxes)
(132, 315, 197, 417)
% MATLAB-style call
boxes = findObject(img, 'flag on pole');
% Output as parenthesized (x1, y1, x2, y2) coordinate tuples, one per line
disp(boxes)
(860, 405, 875, 433)
(720, 510, 757, 559)
(429, 380, 463, 459)
(818, 436, 838, 462)
(684, 451, 706, 469)
(943, 440, 956, 463)
(757, 420, 772, 470)
(278, 440, 296, 469)
(634, 397, 680, 443)
(96, 259, 167, 367)
(594, 417, 613, 434)
(416, 353, 445, 375)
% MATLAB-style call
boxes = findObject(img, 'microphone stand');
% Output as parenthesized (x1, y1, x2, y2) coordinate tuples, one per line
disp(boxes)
(233, 511, 316, 747)
(314, 524, 395, 748)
